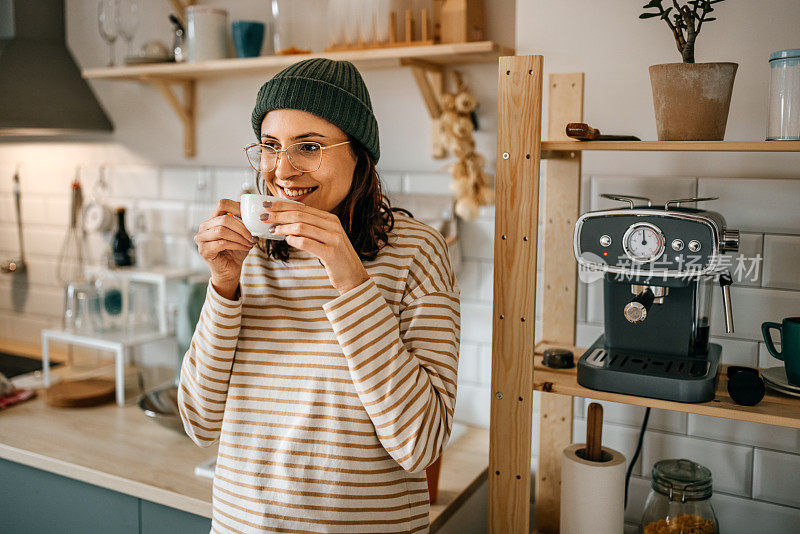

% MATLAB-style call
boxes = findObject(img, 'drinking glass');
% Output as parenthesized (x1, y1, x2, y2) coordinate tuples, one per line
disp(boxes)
(327, 0, 345, 49)
(97, 0, 119, 67)
(344, 0, 360, 46)
(118, 0, 140, 57)
(358, 0, 375, 45)
(375, 0, 391, 44)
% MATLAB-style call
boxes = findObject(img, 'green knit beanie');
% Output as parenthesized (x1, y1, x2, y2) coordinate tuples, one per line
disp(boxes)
(251, 58, 380, 163)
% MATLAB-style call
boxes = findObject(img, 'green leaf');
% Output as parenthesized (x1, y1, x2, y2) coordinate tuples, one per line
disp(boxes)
(642, 0, 662, 7)
(704, 16, 716, 21)
(639, 12, 661, 18)
(660, 7, 673, 19)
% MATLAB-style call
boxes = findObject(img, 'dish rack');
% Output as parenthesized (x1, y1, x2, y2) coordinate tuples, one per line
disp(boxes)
(41, 266, 201, 406)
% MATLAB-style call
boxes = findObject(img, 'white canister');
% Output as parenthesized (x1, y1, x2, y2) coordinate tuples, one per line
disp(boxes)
(767, 48, 800, 140)
(186, 6, 228, 62)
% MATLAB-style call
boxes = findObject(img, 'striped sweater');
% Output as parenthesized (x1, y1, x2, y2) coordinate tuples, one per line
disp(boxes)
(178, 214, 461, 534)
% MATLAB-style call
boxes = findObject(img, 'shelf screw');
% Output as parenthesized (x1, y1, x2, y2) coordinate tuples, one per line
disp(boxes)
(521, 317, 526, 322)
(502, 152, 510, 160)
(501, 234, 507, 240)
(496, 391, 503, 399)
(500, 314, 505, 319)
(523, 236, 528, 241)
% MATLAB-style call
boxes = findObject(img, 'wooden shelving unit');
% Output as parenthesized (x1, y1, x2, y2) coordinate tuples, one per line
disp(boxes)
(82, 41, 513, 158)
(533, 342, 800, 429)
(541, 139, 800, 154)
(489, 54, 800, 534)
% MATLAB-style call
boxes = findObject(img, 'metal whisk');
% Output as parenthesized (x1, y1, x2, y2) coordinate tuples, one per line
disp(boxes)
(57, 177, 86, 285)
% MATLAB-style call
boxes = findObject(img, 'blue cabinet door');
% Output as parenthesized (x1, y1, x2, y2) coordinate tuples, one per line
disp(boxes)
(0, 458, 139, 534)
(140, 499, 212, 533)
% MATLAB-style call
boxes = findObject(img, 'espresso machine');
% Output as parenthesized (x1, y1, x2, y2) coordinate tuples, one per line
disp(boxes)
(573, 194, 739, 403)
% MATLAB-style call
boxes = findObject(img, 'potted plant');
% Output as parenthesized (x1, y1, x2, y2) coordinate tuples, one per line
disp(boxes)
(640, 0, 737, 140)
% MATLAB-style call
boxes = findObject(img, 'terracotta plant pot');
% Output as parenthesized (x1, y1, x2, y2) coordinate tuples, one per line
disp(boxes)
(425, 457, 442, 503)
(649, 62, 738, 141)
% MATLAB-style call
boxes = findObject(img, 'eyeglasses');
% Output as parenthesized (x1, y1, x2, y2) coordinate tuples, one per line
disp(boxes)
(243, 140, 350, 174)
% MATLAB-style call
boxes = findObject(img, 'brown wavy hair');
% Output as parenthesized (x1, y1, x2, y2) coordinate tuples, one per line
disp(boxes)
(256, 138, 399, 262)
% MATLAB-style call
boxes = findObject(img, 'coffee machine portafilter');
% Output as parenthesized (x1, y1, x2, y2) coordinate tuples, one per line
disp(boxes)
(573, 194, 739, 403)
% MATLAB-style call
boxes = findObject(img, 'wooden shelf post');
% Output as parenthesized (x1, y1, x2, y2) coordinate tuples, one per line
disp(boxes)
(489, 55, 543, 534)
(534, 73, 584, 533)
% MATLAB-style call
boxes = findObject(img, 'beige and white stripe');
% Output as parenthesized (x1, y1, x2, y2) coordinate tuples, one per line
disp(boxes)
(178, 214, 460, 533)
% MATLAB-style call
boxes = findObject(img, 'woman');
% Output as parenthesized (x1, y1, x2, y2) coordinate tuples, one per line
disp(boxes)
(178, 58, 460, 534)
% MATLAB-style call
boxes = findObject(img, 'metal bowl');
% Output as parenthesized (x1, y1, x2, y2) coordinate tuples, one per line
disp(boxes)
(139, 384, 186, 435)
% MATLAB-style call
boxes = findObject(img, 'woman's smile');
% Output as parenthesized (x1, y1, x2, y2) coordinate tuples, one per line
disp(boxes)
(275, 184, 319, 201)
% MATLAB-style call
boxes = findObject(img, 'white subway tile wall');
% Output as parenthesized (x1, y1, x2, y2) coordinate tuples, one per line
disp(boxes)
(762, 234, 800, 290)
(2, 167, 800, 528)
(642, 432, 754, 497)
(711, 286, 800, 340)
(697, 178, 800, 234)
(753, 448, 800, 508)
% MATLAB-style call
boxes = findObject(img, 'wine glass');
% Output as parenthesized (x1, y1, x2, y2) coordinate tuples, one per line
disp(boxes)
(97, 0, 119, 67)
(118, 0, 140, 58)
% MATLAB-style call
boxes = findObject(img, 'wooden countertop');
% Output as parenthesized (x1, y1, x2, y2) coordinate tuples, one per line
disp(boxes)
(0, 364, 488, 527)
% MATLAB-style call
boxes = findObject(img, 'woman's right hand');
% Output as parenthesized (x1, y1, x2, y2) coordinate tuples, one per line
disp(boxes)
(195, 199, 255, 300)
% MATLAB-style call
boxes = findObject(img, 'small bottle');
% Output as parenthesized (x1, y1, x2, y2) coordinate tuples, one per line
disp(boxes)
(112, 207, 135, 267)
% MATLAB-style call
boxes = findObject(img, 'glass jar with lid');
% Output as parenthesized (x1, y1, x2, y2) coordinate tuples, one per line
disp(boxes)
(767, 49, 800, 140)
(641, 459, 718, 534)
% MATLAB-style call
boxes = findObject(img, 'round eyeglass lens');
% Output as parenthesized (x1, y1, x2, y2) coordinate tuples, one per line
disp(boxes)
(246, 143, 323, 173)
(287, 142, 323, 172)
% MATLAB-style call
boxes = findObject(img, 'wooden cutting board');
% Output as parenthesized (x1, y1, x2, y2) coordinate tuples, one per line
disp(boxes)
(45, 378, 116, 408)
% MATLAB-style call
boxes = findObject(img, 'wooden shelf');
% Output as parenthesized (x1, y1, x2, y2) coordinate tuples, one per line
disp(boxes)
(82, 41, 512, 158)
(83, 41, 513, 82)
(541, 139, 800, 156)
(533, 342, 800, 430)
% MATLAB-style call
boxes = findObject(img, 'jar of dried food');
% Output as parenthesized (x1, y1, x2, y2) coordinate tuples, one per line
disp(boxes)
(641, 459, 718, 534)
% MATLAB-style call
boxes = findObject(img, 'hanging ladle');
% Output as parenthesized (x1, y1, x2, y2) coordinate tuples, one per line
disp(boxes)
(1, 166, 26, 274)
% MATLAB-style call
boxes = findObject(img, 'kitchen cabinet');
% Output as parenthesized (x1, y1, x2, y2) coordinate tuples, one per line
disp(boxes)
(0, 458, 211, 533)
(140, 500, 212, 533)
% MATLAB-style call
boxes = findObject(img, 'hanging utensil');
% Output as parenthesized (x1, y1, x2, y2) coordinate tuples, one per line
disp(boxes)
(1, 166, 27, 274)
(83, 165, 114, 233)
(57, 175, 86, 285)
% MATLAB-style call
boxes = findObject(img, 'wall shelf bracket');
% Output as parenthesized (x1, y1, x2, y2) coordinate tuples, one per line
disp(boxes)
(146, 78, 196, 158)
(401, 58, 447, 158)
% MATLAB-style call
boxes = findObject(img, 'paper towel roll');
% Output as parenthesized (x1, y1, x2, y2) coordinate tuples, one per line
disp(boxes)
(560, 443, 626, 534)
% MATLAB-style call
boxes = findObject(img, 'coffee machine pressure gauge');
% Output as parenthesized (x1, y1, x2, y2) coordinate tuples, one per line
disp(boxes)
(622, 222, 665, 263)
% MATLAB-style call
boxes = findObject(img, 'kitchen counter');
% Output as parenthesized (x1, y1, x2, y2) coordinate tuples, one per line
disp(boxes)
(0, 360, 489, 529)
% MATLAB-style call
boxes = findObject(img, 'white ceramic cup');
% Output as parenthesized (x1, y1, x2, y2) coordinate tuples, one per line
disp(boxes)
(240, 194, 300, 240)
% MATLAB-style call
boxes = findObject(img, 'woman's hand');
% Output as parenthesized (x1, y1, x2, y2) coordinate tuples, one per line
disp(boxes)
(195, 199, 255, 299)
(263, 200, 369, 295)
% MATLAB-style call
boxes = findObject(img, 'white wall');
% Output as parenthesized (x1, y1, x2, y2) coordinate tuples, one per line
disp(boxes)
(1, 1, 800, 533)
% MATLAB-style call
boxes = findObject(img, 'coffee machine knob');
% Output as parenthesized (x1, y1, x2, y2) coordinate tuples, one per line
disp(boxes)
(624, 302, 648, 323)
(624, 288, 656, 323)
(721, 228, 740, 253)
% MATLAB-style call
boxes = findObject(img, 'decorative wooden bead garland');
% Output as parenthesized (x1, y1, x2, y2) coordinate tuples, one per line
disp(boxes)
(437, 71, 494, 220)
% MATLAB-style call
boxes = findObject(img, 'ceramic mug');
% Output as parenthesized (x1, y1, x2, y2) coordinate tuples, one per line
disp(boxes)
(762, 317, 800, 386)
(240, 194, 299, 240)
(232, 21, 265, 58)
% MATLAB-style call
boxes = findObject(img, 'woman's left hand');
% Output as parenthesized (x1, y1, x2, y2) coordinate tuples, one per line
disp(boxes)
(263, 200, 369, 295)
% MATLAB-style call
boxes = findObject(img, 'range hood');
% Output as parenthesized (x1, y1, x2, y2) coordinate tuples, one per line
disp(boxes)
(0, 0, 113, 136)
